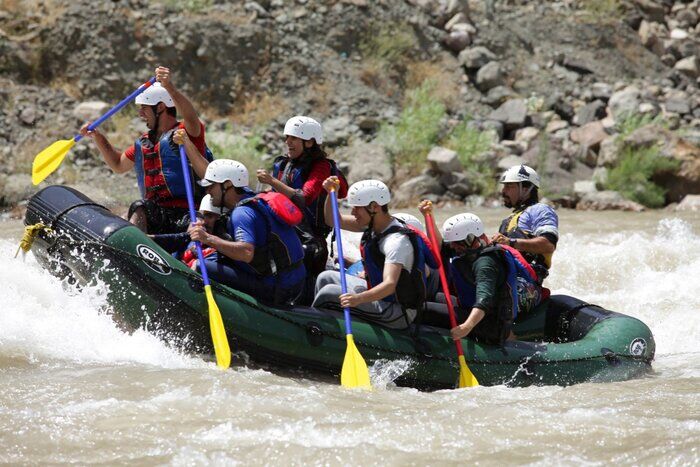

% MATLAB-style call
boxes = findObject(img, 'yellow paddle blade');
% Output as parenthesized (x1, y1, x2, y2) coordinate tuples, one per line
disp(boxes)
(458, 354, 479, 388)
(204, 285, 231, 369)
(32, 139, 75, 185)
(340, 334, 372, 390)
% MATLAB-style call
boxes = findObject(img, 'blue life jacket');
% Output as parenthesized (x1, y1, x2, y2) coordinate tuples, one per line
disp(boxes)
(450, 244, 542, 320)
(235, 193, 305, 279)
(359, 220, 438, 310)
(272, 155, 346, 237)
(134, 127, 213, 204)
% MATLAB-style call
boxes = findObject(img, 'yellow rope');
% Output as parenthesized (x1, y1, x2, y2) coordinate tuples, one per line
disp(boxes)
(15, 223, 52, 258)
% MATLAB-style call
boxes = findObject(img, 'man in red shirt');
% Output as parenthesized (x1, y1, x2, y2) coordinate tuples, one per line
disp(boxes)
(80, 66, 211, 234)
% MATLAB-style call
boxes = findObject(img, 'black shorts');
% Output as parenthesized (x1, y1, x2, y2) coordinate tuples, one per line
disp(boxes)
(128, 199, 190, 235)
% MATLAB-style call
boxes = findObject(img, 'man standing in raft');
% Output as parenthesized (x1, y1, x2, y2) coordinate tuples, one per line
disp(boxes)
(80, 66, 211, 234)
(491, 165, 558, 283)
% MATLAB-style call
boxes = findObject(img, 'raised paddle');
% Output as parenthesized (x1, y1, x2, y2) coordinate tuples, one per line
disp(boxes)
(424, 210, 479, 388)
(31, 77, 157, 185)
(178, 145, 231, 369)
(329, 187, 372, 389)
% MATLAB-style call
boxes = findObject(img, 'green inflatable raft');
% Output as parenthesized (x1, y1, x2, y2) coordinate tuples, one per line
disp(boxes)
(24, 186, 656, 389)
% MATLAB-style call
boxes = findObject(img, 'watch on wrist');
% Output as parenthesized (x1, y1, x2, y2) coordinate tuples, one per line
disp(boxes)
(508, 238, 517, 248)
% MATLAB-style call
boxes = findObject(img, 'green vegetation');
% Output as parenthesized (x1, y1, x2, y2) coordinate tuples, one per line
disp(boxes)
(614, 112, 666, 140)
(208, 130, 266, 186)
(605, 146, 679, 208)
(162, 0, 213, 13)
(378, 81, 446, 170)
(580, 0, 625, 21)
(359, 22, 417, 69)
(379, 79, 498, 195)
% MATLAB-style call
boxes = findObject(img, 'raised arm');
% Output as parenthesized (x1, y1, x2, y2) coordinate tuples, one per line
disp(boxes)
(156, 66, 201, 137)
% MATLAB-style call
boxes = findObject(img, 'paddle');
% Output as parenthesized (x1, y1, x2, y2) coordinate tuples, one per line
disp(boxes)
(424, 210, 479, 388)
(329, 187, 372, 389)
(31, 77, 157, 185)
(178, 145, 231, 369)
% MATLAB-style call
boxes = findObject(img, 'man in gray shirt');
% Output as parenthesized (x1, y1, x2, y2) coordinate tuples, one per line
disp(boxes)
(313, 178, 425, 329)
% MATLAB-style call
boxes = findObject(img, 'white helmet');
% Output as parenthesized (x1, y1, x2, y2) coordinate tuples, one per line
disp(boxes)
(442, 213, 484, 243)
(394, 213, 424, 232)
(284, 116, 323, 144)
(347, 180, 391, 207)
(134, 82, 175, 108)
(198, 159, 249, 188)
(198, 194, 222, 215)
(500, 164, 541, 188)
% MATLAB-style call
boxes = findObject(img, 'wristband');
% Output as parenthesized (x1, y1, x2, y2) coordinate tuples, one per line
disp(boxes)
(508, 238, 517, 248)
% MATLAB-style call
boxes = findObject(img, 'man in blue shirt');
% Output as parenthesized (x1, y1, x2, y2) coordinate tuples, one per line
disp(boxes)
(491, 164, 559, 283)
(188, 159, 306, 305)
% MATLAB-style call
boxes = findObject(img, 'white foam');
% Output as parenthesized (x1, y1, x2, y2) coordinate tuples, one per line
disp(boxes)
(0, 240, 203, 369)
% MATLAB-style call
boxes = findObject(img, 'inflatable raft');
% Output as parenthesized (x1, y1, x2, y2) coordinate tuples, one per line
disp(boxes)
(23, 186, 656, 389)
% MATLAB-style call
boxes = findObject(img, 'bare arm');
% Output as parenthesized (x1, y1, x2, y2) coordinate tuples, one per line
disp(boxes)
(451, 307, 486, 340)
(322, 176, 365, 232)
(156, 66, 201, 137)
(257, 171, 299, 200)
(492, 233, 555, 254)
(188, 222, 255, 263)
(80, 125, 133, 173)
(340, 262, 402, 308)
(173, 129, 208, 179)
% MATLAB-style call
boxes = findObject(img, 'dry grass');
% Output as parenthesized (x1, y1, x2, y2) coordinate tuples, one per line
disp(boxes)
(307, 80, 335, 116)
(229, 92, 289, 128)
(405, 60, 461, 111)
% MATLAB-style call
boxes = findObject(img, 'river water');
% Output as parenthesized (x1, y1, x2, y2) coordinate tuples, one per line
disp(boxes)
(1, 208, 698, 465)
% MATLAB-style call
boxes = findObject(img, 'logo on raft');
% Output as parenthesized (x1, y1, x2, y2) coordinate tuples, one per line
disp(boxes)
(136, 244, 172, 275)
(629, 338, 647, 356)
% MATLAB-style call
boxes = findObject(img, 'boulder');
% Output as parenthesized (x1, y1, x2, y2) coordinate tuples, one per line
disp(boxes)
(576, 190, 645, 211)
(573, 100, 607, 126)
(488, 98, 528, 130)
(458, 46, 497, 70)
(675, 194, 700, 211)
(393, 174, 446, 207)
(475, 61, 504, 91)
(426, 146, 463, 174)
(73, 101, 111, 123)
(443, 30, 471, 53)
(608, 86, 641, 119)
(570, 121, 608, 150)
(674, 55, 699, 78)
(333, 141, 392, 183)
(573, 180, 597, 196)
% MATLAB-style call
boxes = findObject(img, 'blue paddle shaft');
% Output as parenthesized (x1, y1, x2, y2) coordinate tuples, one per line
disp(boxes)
(329, 190, 353, 336)
(74, 77, 157, 143)
(178, 145, 213, 287)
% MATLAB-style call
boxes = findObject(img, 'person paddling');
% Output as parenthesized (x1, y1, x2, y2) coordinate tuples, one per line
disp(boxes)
(80, 66, 211, 234)
(188, 159, 306, 305)
(433, 212, 544, 344)
(312, 178, 436, 329)
(256, 116, 348, 278)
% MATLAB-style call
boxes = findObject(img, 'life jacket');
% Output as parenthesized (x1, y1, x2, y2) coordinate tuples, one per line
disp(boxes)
(236, 192, 305, 277)
(134, 127, 213, 208)
(273, 155, 348, 238)
(181, 244, 216, 268)
(359, 220, 438, 310)
(499, 206, 553, 273)
(450, 244, 547, 321)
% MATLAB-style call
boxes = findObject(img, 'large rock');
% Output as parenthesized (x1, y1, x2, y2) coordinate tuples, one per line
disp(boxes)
(675, 194, 700, 211)
(392, 174, 445, 207)
(475, 61, 504, 91)
(426, 146, 463, 174)
(622, 124, 700, 203)
(608, 86, 642, 120)
(573, 100, 607, 126)
(73, 101, 111, 123)
(576, 190, 645, 211)
(443, 30, 471, 53)
(333, 141, 392, 184)
(488, 99, 528, 130)
(674, 55, 699, 79)
(458, 46, 497, 70)
(570, 121, 608, 150)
